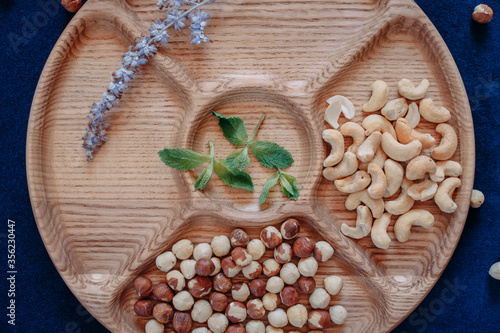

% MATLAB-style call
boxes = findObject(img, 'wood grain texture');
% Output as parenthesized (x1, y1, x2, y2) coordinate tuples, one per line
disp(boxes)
(26, 0, 475, 331)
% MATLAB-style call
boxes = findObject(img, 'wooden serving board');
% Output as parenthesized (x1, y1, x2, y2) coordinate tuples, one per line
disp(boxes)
(26, 0, 475, 331)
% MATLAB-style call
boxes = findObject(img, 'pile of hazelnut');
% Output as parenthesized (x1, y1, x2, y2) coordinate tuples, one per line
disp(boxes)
(133, 219, 348, 333)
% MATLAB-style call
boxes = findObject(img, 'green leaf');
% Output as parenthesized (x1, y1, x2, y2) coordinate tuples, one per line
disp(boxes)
(226, 147, 250, 170)
(213, 159, 254, 191)
(249, 141, 294, 169)
(158, 148, 210, 171)
(279, 171, 299, 200)
(259, 171, 280, 205)
(194, 161, 214, 190)
(212, 111, 248, 146)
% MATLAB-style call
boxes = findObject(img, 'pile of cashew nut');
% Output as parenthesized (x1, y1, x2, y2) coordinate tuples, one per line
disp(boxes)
(323, 79, 484, 249)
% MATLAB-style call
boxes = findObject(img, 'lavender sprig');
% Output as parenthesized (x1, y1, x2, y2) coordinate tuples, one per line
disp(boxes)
(83, 0, 214, 161)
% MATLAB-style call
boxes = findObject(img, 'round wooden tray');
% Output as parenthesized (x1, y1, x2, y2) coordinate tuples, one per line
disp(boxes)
(26, 0, 474, 331)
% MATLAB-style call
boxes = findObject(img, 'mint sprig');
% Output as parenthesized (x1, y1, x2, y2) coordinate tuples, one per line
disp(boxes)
(259, 169, 299, 205)
(212, 111, 248, 146)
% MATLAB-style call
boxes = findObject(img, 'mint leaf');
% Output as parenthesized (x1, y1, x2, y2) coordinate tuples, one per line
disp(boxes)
(158, 148, 210, 171)
(226, 147, 250, 170)
(249, 141, 294, 169)
(214, 159, 254, 191)
(279, 171, 299, 200)
(195, 161, 214, 190)
(259, 171, 280, 205)
(212, 111, 248, 146)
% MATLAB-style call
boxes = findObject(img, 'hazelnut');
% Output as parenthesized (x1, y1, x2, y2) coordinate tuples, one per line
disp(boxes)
(195, 258, 216, 276)
(249, 278, 267, 298)
(172, 239, 194, 260)
(298, 257, 318, 277)
(211, 235, 231, 257)
(292, 237, 314, 258)
(153, 282, 174, 302)
(173, 312, 192, 333)
(242, 261, 262, 279)
(280, 263, 300, 285)
(313, 241, 334, 262)
(180, 259, 197, 279)
(166, 270, 186, 291)
(156, 251, 176, 272)
(472, 4, 493, 23)
(193, 243, 213, 260)
(208, 313, 229, 333)
(287, 304, 308, 328)
(280, 286, 300, 307)
(153, 303, 174, 324)
(274, 243, 293, 264)
(262, 293, 281, 311)
(329, 305, 348, 325)
(309, 288, 331, 309)
(145, 319, 164, 333)
(225, 323, 245, 333)
(230, 228, 249, 247)
(266, 276, 285, 294)
(172, 290, 195, 311)
(323, 275, 343, 296)
(61, 0, 82, 13)
(298, 276, 316, 294)
(134, 299, 154, 317)
(246, 299, 265, 320)
(188, 276, 212, 298)
(246, 320, 265, 333)
(262, 259, 281, 277)
(231, 247, 252, 267)
(232, 282, 250, 302)
(265, 326, 284, 333)
(192, 328, 211, 333)
(260, 226, 282, 249)
(213, 272, 232, 293)
(268, 308, 288, 328)
(134, 276, 153, 297)
(211, 257, 222, 276)
(210, 292, 228, 312)
(308, 310, 331, 329)
(247, 239, 266, 260)
(225, 301, 247, 323)
(280, 218, 300, 239)
(221, 257, 242, 278)
(191, 299, 213, 323)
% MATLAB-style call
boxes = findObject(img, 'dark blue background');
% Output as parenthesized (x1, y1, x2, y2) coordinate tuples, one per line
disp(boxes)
(1, 0, 499, 332)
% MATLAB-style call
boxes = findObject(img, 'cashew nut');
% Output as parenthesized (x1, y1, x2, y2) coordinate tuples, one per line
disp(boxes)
(380, 132, 422, 162)
(356, 131, 382, 163)
(398, 78, 430, 100)
(395, 118, 436, 149)
(345, 189, 384, 218)
(430, 160, 462, 182)
(322, 129, 345, 167)
(385, 178, 415, 215)
(361, 114, 397, 139)
(383, 159, 404, 197)
(407, 179, 438, 201)
(371, 213, 392, 249)
(334, 171, 371, 193)
(394, 209, 434, 242)
(325, 95, 355, 125)
(434, 177, 461, 213)
(341, 205, 373, 239)
(367, 163, 387, 199)
(431, 123, 458, 160)
(470, 189, 485, 208)
(340, 122, 366, 153)
(405, 102, 420, 128)
(406, 156, 437, 180)
(419, 99, 451, 123)
(363, 80, 389, 112)
(381, 98, 408, 121)
(359, 148, 387, 171)
(323, 152, 359, 181)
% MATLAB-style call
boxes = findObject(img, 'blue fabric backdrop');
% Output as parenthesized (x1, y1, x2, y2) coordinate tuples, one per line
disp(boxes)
(0, 0, 499, 332)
